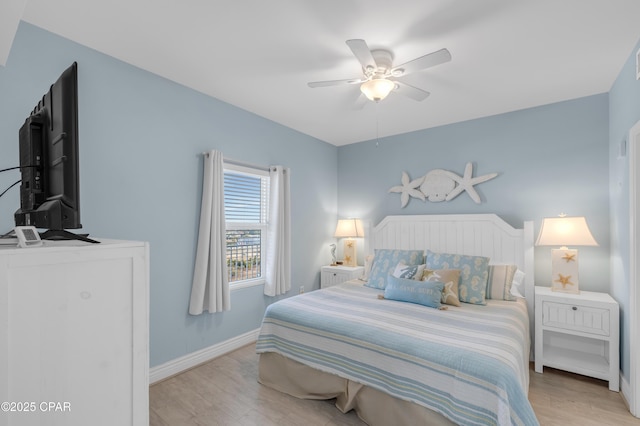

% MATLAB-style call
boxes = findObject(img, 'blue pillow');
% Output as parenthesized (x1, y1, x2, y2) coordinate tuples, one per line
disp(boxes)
(365, 249, 424, 290)
(384, 275, 443, 308)
(426, 250, 490, 305)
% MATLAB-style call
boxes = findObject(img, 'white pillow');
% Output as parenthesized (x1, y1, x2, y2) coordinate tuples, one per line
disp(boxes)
(510, 269, 526, 298)
(361, 254, 375, 281)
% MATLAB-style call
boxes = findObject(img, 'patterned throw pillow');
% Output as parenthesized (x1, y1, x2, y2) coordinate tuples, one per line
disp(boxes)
(392, 262, 426, 280)
(486, 264, 518, 301)
(421, 268, 461, 307)
(426, 250, 490, 305)
(384, 275, 443, 309)
(365, 249, 424, 290)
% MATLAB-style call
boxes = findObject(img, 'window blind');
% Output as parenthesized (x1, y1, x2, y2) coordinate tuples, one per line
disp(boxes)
(224, 170, 268, 224)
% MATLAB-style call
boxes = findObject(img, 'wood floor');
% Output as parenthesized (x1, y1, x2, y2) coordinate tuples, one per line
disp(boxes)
(150, 343, 640, 426)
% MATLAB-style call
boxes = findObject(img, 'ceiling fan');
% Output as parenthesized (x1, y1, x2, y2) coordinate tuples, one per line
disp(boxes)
(308, 39, 451, 107)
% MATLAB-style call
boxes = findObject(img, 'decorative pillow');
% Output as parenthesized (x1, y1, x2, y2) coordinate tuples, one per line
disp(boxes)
(392, 262, 425, 280)
(361, 254, 375, 281)
(384, 275, 443, 309)
(486, 264, 518, 301)
(422, 268, 461, 307)
(365, 249, 424, 289)
(426, 250, 490, 305)
(510, 269, 526, 298)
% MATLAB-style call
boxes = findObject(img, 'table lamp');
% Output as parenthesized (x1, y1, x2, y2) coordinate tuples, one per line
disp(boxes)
(334, 219, 364, 267)
(535, 215, 598, 293)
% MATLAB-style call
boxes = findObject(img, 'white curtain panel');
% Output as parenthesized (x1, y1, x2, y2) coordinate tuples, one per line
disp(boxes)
(264, 166, 291, 296)
(189, 150, 230, 314)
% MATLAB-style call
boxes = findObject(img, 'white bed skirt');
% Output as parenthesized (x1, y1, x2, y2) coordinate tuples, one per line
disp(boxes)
(258, 352, 455, 426)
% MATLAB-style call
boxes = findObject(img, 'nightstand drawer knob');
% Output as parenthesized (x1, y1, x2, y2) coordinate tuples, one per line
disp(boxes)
(572, 306, 577, 311)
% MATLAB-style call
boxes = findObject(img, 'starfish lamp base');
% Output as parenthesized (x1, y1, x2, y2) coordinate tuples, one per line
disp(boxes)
(343, 238, 357, 267)
(550, 248, 580, 294)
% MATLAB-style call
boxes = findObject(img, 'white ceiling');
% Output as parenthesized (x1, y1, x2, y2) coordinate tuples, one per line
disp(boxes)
(2, 0, 640, 146)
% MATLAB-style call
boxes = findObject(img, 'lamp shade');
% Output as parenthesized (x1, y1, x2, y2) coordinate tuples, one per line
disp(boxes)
(535, 216, 598, 247)
(360, 78, 395, 102)
(334, 219, 364, 238)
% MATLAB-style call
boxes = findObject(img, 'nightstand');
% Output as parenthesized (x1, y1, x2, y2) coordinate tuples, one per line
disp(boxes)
(320, 265, 364, 289)
(534, 286, 619, 391)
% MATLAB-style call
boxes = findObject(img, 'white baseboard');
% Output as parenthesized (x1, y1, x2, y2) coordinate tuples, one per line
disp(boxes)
(621, 372, 631, 407)
(149, 328, 261, 384)
(620, 372, 639, 417)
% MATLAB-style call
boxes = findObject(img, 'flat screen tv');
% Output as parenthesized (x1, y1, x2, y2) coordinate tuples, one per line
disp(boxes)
(14, 62, 97, 243)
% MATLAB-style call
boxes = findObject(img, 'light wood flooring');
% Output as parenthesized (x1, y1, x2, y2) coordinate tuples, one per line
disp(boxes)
(150, 343, 640, 426)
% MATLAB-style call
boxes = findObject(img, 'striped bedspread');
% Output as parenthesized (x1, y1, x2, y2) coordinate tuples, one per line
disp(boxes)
(256, 281, 539, 426)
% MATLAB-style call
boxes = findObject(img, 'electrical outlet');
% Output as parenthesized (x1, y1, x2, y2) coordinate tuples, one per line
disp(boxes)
(299, 286, 305, 294)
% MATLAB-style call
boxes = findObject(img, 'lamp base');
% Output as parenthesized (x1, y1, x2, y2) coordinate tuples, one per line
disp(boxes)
(343, 238, 357, 267)
(550, 248, 580, 294)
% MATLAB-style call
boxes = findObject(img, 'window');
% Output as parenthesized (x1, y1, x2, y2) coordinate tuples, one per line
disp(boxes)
(224, 164, 269, 288)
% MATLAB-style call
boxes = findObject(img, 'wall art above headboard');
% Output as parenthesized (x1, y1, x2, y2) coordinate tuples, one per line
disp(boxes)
(388, 162, 498, 207)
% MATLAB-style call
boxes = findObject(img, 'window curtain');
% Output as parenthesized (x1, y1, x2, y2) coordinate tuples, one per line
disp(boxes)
(264, 166, 291, 296)
(189, 150, 230, 314)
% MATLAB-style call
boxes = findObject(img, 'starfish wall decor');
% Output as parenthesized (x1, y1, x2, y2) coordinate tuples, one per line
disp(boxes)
(388, 162, 498, 208)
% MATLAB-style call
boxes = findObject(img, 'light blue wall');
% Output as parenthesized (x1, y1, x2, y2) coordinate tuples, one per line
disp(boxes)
(3, 21, 637, 383)
(338, 94, 610, 294)
(0, 23, 338, 367)
(609, 37, 640, 383)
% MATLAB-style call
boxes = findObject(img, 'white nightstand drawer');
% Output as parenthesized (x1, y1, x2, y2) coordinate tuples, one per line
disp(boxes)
(542, 301, 610, 336)
(320, 266, 363, 289)
(321, 270, 350, 287)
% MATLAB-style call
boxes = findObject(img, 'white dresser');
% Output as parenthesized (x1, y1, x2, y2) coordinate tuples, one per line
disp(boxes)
(320, 265, 363, 289)
(0, 239, 149, 426)
(534, 286, 619, 391)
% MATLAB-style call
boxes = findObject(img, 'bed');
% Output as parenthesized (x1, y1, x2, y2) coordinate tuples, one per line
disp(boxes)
(256, 214, 538, 426)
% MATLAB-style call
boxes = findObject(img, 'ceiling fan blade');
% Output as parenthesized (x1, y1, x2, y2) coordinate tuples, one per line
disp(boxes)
(391, 48, 451, 76)
(346, 39, 377, 72)
(308, 78, 363, 88)
(352, 93, 368, 110)
(393, 81, 430, 101)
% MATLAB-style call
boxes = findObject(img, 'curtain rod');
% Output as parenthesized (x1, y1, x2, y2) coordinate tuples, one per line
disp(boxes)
(200, 151, 270, 172)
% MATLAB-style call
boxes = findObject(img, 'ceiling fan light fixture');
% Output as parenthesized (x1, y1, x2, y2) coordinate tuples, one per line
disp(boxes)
(360, 78, 395, 102)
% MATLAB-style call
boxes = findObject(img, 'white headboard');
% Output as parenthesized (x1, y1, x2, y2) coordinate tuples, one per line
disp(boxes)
(366, 214, 535, 344)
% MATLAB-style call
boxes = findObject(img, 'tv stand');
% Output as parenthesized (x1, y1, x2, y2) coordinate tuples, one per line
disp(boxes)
(40, 229, 100, 244)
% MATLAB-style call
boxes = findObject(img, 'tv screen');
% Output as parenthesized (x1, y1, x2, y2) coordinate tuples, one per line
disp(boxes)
(14, 62, 96, 243)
